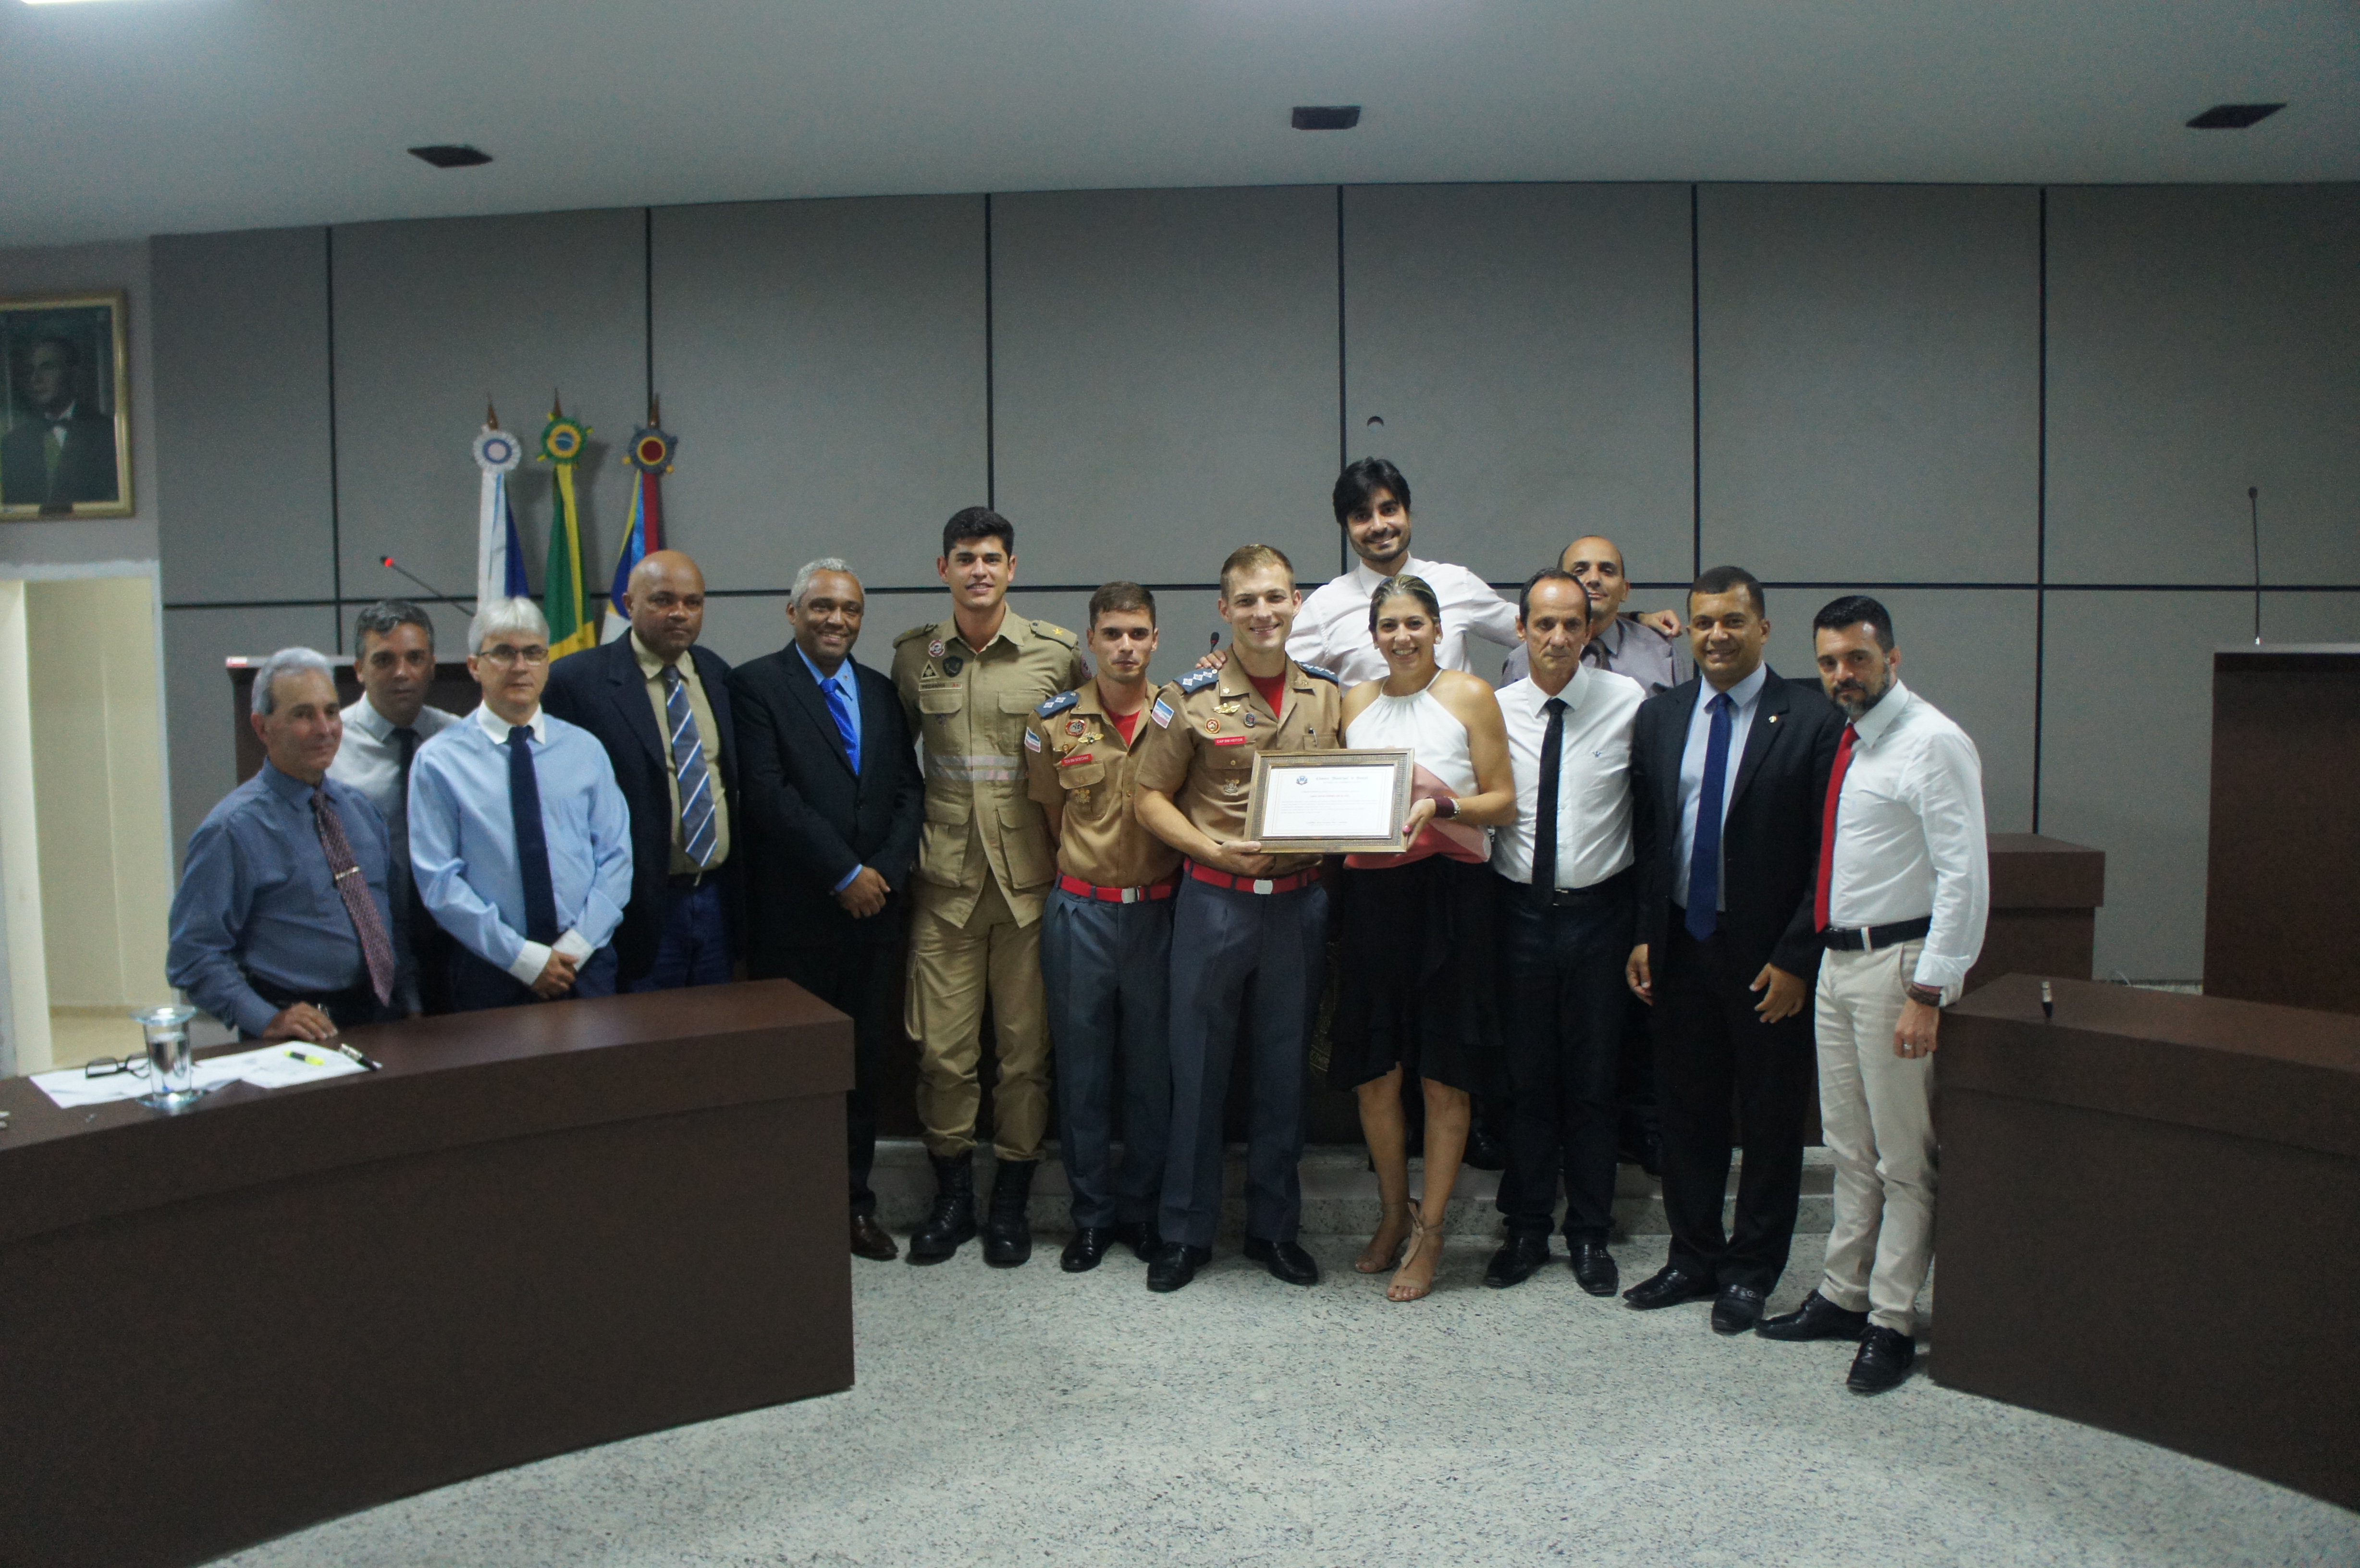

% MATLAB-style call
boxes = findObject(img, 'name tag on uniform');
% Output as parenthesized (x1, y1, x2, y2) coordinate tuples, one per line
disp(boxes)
(1058, 751, 1095, 767)
(1213, 735, 1254, 747)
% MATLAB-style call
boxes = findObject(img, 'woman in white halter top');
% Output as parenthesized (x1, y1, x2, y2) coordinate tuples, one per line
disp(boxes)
(1332, 574, 1518, 1302)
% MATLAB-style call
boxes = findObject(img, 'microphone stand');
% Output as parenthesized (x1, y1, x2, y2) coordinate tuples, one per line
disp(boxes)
(2248, 488, 2262, 647)
(378, 556, 476, 614)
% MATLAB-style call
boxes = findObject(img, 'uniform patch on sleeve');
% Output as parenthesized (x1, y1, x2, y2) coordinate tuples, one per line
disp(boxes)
(1151, 698, 1175, 728)
(1176, 668, 1220, 694)
(1023, 727, 1043, 753)
(1035, 689, 1080, 719)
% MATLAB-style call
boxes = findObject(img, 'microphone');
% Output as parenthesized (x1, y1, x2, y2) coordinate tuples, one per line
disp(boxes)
(2248, 487, 2262, 646)
(378, 555, 476, 612)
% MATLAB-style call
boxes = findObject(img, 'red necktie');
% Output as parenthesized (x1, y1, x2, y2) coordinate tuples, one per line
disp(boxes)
(314, 789, 397, 1006)
(1814, 722, 1859, 932)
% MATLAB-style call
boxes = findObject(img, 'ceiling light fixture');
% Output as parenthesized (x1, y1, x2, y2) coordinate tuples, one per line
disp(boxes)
(408, 144, 493, 169)
(2186, 103, 2284, 130)
(1291, 106, 1361, 131)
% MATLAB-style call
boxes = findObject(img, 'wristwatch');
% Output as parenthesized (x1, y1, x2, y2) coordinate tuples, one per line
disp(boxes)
(1905, 982, 1944, 1009)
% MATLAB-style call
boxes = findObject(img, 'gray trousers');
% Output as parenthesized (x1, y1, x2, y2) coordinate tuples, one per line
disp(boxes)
(1158, 878, 1328, 1249)
(1040, 888, 1174, 1229)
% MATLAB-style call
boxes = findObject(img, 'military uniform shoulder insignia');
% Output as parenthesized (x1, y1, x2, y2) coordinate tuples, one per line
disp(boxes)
(894, 624, 941, 649)
(1032, 619, 1079, 649)
(1298, 662, 1341, 685)
(1176, 668, 1220, 694)
(1036, 689, 1081, 719)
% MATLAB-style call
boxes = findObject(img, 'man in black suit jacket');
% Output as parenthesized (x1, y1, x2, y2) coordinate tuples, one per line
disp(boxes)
(2, 336, 120, 509)
(542, 550, 740, 991)
(1623, 565, 1844, 1334)
(728, 559, 924, 1263)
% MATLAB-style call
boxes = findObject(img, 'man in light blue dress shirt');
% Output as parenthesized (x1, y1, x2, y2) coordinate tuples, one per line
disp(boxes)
(409, 598, 634, 1011)
(168, 647, 397, 1040)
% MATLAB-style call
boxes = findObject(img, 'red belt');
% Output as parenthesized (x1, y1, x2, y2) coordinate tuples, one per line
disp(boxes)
(1184, 862, 1320, 896)
(1057, 872, 1179, 904)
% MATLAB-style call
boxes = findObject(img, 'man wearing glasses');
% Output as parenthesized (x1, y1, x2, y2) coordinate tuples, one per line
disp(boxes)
(409, 597, 634, 1011)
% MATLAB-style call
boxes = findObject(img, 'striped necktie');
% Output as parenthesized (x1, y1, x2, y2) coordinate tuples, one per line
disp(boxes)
(663, 664, 718, 868)
(312, 788, 395, 1006)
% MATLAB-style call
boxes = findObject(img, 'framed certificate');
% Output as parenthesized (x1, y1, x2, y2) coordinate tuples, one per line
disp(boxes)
(1244, 749, 1413, 855)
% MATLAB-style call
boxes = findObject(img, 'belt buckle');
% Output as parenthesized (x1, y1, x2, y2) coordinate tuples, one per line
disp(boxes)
(1251, 878, 1274, 895)
(1119, 886, 1140, 905)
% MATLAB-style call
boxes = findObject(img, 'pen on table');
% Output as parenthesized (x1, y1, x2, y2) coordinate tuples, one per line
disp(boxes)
(2040, 980, 2054, 1021)
(337, 1042, 382, 1072)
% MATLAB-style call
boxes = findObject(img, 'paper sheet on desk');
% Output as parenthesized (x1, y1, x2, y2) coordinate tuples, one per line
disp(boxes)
(30, 1044, 365, 1107)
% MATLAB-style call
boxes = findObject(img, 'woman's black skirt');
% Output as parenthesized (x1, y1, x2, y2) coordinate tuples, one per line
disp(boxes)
(1325, 855, 1504, 1096)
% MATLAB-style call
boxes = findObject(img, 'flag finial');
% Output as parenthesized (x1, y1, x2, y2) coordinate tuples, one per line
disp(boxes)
(551, 388, 564, 419)
(649, 393, 661, 427)
(485, 398, 500, 430)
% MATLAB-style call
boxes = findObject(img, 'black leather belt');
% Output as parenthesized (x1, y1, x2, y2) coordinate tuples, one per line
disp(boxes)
(1527, 868, 1634, 907)
(1821, 916, 1932, 951)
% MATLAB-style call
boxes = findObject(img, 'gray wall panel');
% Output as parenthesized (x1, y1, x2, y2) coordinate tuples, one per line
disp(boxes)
(2257, 592, 2360, 644)
(163, 605, 338, 861)
(1699, 184, 2040, 583)
(651, 198, 989, 595)
(2038, 590, 2248, 980)
(2048, 187, 2360, 587)
(152, 228, 335, 604)
(331, 209, 646, 634)
(1342, 184, 1693, 586)
(992, 187, 1339, 586)
(1763, 588, 2037, 835)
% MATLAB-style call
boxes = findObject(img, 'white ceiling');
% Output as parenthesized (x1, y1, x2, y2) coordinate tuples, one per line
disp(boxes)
(2, 0, 2354, 248)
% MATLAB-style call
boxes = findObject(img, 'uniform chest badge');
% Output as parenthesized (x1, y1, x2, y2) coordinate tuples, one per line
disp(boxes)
(1065, 716, 1088, 737)
(1217, 699, 1243, 714)
(928, 639, 946, 659)
(944, 655, 964, 675)
(1242, 711, 1258, 728)
(1205, 718, 1221, 735)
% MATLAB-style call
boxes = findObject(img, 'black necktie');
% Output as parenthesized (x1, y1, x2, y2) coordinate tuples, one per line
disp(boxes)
(1531, 696, 1568, 906)
(391, 726, 422, 956)
(508, 725, 560, 944)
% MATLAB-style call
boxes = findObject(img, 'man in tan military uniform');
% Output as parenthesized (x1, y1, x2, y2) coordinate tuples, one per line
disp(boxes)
(1022, 581, 1180, 1274)
(1131, 543, 1344, 1293)
(891, 506, 1087, 1267)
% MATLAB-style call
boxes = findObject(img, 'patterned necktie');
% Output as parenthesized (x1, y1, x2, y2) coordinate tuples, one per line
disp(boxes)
(312, 788, 395, 1006)
(508, 725, 560, 943)
(1815, 722, 1861, 931)
(823, 669, 861, 774)
(1530, 697, 1568, 906)
(1684, 692, 1734, 942)
(662, 665, 718, 869)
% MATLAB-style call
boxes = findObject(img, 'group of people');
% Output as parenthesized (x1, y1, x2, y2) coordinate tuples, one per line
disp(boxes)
(164, 455, 1989, 1396)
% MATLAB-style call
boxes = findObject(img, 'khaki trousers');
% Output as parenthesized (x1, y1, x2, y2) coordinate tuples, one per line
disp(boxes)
(1815, 939, 1939, 1335)
(906, 876, 1051, 1162)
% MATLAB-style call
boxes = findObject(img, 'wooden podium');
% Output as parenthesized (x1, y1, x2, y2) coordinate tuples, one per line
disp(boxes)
(1936, 975, 2360, 1511)
(0, 981, 854, 1568)
(2205, 645, 2360, 1015)
(1968, 833, 2103, 993)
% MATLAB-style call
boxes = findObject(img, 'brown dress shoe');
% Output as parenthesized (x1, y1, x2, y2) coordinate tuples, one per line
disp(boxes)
(850, 1212, 898, 1261)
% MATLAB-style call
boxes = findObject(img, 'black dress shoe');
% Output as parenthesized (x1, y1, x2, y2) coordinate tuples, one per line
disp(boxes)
(1757, 1290, 1869, 1343)
(1711, 1284, 1768, 1335)
(1622, 1263, 1718, 1310)
(1061, 1227, 1118, 1273)
(1146, 1243, 1213, 1293)
(1848, 1326, 1917, 1394)
(1112, 1219, 1164, 1261)
(1484, 1234, 1551, 1288)
(849, 1212, 898, 1262)
(1242, 1235, 1319, 1286)
(1569, 1239, 1619, 1297)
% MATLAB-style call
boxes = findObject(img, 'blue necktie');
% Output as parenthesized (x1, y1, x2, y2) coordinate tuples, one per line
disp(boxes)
(824, 670, 861, 774)
(662, 666, 718, 868)
(1685, 692, 1733, 942)
(507, 725, 560, 943)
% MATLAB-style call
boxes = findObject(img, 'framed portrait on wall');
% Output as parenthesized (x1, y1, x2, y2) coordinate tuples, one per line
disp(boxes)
(0, 291, 132, 519)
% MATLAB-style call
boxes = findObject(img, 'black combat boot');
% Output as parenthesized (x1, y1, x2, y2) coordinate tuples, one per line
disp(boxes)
(906, 1153, 977, 1264)
(982, 1159, 1039, 1267)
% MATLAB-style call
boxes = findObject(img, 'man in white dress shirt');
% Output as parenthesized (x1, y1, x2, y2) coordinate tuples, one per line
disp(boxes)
(1756, 595, 1988, 1395)
(328, 600, 461, 1015)
(1483, 570, 1647, 1296)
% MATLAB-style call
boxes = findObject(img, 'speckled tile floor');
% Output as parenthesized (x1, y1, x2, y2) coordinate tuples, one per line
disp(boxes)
(223, 1233, 2357, 1568)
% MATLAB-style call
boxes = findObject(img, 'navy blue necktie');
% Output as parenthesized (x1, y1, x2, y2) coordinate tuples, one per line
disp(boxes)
(507, 725, 560, 944)
(1684, 692, 1733, 941)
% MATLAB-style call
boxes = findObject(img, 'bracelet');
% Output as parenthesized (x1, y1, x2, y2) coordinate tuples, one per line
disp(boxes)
(1435, 796, 1458, 821)
(1905, 982, 1944, 1009)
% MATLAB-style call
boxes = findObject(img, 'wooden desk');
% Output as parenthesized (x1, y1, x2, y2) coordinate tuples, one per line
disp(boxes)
(1935, 975, 2360, 1510)
(0, 981, 853, 1568)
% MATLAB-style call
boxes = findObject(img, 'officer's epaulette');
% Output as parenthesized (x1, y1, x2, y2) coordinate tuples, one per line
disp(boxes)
(1035, 689, 1081, 719)
(1031, 619, 1079, 649)
(893, 624, 940, 648)
(1174, 668, 1220, 695)
(1298, 662, 1341, 685)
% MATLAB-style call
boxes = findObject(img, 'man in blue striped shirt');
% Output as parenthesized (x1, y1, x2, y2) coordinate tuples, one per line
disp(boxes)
(410, 598, 634, 1011)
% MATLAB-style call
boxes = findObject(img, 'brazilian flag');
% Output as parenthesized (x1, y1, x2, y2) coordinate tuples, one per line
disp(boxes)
(539, 399, 597, 660)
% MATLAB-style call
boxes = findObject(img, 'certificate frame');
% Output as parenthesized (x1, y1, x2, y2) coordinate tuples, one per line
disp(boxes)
(1244, 748, 1413, 855)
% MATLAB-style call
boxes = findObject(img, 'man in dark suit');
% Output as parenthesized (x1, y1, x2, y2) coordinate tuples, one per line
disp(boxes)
(1623, 564, 1844, 1334)
(542, 549, 739, 991)
(728, 558, 924, 1262)
(2, 335, 120, 508)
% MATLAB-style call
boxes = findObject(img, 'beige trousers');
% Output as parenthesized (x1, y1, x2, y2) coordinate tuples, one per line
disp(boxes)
(1815, 939, 1938, 1335)
(906, 875, 1051, 1162)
